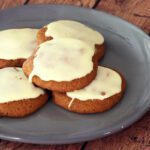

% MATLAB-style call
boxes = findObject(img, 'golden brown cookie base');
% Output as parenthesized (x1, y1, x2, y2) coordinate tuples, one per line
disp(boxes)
(36, 27, 105, 62)
(94, 44, 105, 62)
(52, 69, 126, 114)
(37, 27, 52, 45)
(0, 58, 25, 69)
(0, 93, 48, 118)
(23, 54, 98, 92)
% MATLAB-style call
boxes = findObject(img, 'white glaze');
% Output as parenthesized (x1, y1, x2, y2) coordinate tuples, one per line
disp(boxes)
(45, 20, 104, 47)
(29, 38, 94, 82)
(67, 66, 122, 100)
(0, 28, 38, 59)
(0, 67, 44, 103)
(68, 98, 75, 108)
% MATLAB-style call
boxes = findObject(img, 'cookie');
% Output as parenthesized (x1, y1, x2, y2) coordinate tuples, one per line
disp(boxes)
(37, 20, 105, 61)
(0, 67, 48, 117)
(53, 66, 126, 114)
(0, 28, 38, 68)
(23, 38, 99, 92)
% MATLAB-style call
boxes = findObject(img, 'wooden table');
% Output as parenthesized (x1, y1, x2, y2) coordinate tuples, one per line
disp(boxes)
(0, 0, 150, 149)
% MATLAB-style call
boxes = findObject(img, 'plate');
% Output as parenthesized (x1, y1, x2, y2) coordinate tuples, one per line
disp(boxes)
(0, 4, 150, 144)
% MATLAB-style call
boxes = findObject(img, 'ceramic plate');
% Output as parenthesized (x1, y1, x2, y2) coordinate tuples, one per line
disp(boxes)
(0, 5, 150, 144)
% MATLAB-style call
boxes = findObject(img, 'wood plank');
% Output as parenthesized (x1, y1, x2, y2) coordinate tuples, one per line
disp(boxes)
(97, 0, 150, 33)
(85, 111, 150, 150)
(0, 141, 84, 150)
(0, 0, 26, 9)
(28, 0, 97, 8)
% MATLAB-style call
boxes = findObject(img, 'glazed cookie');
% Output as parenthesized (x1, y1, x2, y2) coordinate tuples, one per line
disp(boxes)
(0, 67, 48, 117)
(37, 20, 105, 61)
(53, 66, 126, 114)
(23, 38, 98, 92)
(0, 28, 38, 68)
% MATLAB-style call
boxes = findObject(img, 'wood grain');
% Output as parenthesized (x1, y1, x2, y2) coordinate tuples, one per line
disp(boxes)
(29, 0, 96, 8)
(97, 0, 150, 33)
(0, 0, 26, 9)
(85, 111, 150, 150)
(0, 141, 84, 150)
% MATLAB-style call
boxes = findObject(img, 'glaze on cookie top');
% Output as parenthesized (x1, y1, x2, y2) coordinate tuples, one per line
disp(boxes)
(0, 67, 44, 103)
(45, 20, 104, 47)
(67, 66, 122, 101)
(0, 28, 38, 59)
(29, 38, 94, 82)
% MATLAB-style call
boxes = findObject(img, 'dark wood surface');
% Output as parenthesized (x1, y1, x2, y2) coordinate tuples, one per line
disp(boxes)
(98, 0, 150, 33)
(0, 0, 149, 149)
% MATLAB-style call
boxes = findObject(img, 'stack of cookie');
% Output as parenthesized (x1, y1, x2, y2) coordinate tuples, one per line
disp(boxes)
(0, 20, 126, 117)
(0, 29, 48, 117)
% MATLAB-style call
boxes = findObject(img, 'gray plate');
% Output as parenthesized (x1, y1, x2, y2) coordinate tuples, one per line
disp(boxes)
(0, 4, 150, 144)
